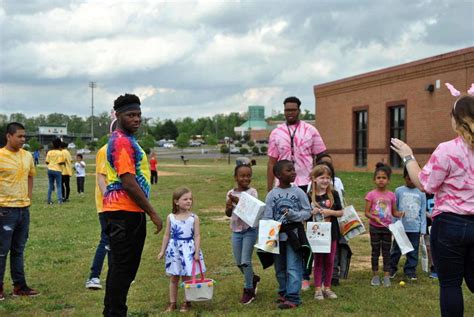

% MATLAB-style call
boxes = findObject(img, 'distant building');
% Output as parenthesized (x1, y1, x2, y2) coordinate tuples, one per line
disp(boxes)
(27, 125, 91, 148)
(234, 105, 269, 139)
(314, 47, 474, 171)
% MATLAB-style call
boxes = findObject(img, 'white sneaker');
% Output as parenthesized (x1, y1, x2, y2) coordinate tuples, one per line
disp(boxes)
(85, 278, 102, 290)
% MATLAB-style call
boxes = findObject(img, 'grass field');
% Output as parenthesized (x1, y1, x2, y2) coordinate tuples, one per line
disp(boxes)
(0, 155, 472, 316)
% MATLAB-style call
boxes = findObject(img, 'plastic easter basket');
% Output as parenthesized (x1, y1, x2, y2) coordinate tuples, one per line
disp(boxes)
(183, 260, 215, 301)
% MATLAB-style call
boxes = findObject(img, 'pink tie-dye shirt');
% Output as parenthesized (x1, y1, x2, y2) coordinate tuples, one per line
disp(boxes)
(419, 136, 474, 217)
(268, 121, 326, 186)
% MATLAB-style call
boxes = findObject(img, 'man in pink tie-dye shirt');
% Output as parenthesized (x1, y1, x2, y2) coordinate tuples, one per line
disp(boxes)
(267, 96, 326, 192)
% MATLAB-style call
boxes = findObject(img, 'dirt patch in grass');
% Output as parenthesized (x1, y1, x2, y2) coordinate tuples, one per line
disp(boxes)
(210, 216, 229, 222)
(159, 164, 218, 168)
(350, 255, 372, 271)
(201, 208, 222, 213)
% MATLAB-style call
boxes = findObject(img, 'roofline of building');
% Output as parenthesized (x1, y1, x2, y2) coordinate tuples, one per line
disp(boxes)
(314, 47, 474, 90)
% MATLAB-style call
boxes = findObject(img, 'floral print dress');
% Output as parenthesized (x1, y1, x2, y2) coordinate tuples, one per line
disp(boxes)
(165, 213, 206, 276)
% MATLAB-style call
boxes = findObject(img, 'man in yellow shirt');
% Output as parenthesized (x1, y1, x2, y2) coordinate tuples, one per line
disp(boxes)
(0, 122, 40, 300)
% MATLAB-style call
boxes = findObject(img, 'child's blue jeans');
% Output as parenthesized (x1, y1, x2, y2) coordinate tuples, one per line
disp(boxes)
(231, 227, 257, 289)
(390, 232, 420, 276)
(273, 241, 303, 305)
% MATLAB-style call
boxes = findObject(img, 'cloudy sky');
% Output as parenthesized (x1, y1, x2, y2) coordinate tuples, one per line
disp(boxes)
(0, 0, 473, 121)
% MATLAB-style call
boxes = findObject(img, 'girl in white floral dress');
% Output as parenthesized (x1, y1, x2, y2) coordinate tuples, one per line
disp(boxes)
(158, 187, 205, 312)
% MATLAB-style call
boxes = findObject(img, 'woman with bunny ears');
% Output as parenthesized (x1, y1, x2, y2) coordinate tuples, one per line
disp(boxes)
(391, 83, 474, 317)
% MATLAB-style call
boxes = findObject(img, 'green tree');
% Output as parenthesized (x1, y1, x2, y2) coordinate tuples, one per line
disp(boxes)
(239, 148, 249, 154)
(87, 141, 97, 151)
(75, 138, 86, 149)
(252, 145, 260, 155)
(260, 145, 268, 154)
(176, 133, 190, 151)
(247, 140, 255, 147)
(220, 144, 229, 154)
(138, 135, 156, 154)
(97, 135, 109, 148)
(27, 137, 41, 151)
(159, 120, 179, 140)
(205, 135, 218, 146)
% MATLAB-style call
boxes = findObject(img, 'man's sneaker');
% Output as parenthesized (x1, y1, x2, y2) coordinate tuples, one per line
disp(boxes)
(252, 274, 261, 294)
(85, 278, 102, 290)
(371, 276, 381, 286)
(323, 288, 338, 299)
(275, 295, 286, 304)
(278, 300, 298, 309)
(0, 284, 5, 301)
(179, 301, 191, 312)
(429, 272, 438, 279)
(301, 279, 311, 291)
(314, 289, 324, 300)
(389, 271, 397, 279)
(12, 285, 40, 297)
(240, 288, 255, 304)
(383, 276, 391, 287)
(407, 275, 417, 281)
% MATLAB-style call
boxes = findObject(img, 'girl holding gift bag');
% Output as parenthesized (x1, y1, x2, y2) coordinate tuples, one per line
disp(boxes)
(364, 163, 405, 288)
(225, 163, 261, 304)
(309, 164, 343, 300)
(158, 187, 206, 313)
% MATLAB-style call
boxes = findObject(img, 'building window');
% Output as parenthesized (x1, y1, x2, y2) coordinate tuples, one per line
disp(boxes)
(389, 105, 405, 168)
(354, 110, 367, 167)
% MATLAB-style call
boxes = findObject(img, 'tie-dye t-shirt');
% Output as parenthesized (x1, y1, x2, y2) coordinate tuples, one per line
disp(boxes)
(268, 120, 326, 186)
(365, 190, 396, 228)
(0, 148, 36, 207)
(419, 136, 474, 217)
(103, 130, 151, 212)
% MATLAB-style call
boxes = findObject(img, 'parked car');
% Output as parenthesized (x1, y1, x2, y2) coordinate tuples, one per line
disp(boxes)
(77, 148, 91, 154)
(230, 147, 240, 154)
(189, 141, 201, 147)
(163, 143, 174, 148)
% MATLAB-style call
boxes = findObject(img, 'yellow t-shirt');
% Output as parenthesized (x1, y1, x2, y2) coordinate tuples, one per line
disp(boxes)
(0, 147, 36, 207)
(61, 149, 73, 176)
(95, 145, 107, 213)
(45, 149, 65, 172)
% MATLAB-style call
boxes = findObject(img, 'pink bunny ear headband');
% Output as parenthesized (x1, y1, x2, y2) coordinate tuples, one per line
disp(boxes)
(445, 83, 474, 109)
(110, 110, 117, 133)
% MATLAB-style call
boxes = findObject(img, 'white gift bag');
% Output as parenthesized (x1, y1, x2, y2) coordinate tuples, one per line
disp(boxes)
(233, 192, 266, 227)
(388, 221, 414, 255)
(306, 221, 331, 253)
(254, 219, 281, 254)
(337, 205, 366, 240)
(420, 236, 429, 273)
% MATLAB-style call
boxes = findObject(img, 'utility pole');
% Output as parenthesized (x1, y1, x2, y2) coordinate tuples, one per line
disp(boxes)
(89, 81, 97, 141)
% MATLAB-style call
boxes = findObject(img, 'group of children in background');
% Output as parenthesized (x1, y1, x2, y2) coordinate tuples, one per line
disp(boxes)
(156, 154, 437, 311)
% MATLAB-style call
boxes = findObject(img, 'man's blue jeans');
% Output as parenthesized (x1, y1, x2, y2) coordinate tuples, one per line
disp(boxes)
(273, 241, 303, 305)
(47, 170, 62, 204)
(390, 232, 420, 276)
(0, 207, 30, 288)
(89, 213, 110, 279)
(431, 213, 474, 317)
(231, 227, 257, 289)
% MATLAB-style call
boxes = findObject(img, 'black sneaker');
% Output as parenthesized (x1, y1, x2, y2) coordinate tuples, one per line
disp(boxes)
(252, 274, 261, 294)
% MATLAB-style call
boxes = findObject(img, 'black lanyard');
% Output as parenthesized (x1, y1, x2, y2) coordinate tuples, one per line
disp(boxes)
(286, 123, 299, 161)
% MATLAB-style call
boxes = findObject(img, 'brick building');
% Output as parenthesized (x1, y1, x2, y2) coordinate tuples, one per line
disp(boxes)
(314, 47, 474, 172)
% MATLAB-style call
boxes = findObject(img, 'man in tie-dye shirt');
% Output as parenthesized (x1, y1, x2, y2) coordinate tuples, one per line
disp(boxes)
(0, 122, 40, 300)
(102, 94, 163, 317)
(267, 96, 326, 192)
